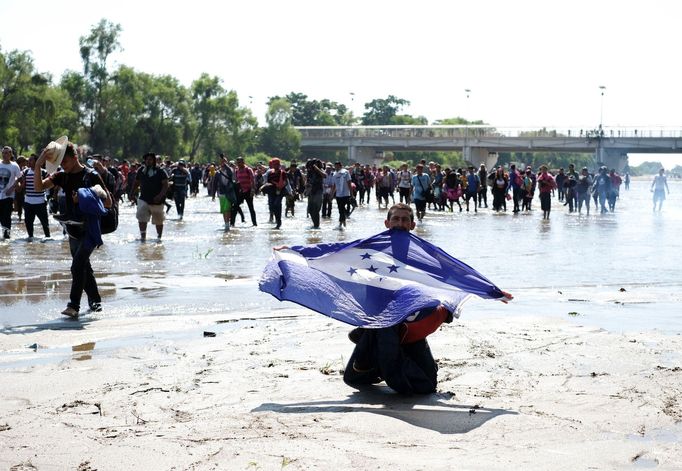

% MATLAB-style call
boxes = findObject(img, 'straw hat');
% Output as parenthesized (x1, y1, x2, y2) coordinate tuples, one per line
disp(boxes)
(44, 136, 68, 174)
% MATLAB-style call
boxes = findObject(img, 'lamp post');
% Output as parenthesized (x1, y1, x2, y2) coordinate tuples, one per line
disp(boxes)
(464, 89, 471, 163)
(464, 88, 471, 120)
(598, 85, 606, 166)
(599, 85, 606, 129)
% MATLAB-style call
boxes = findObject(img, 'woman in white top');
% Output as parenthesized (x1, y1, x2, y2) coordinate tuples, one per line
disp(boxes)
(17, 154, 51, 239)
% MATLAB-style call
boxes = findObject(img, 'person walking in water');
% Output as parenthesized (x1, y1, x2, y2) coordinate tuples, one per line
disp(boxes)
(576, 167, 592, 215)
(651, 168, 670, 211)
(592, 166, 611, 214)
(133, 153, 168, 242)
(537, 165, 557, 220)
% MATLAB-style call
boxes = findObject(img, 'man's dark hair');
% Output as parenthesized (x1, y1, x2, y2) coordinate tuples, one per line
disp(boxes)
(386, 203, 414, 222)
(64, 143, 76, 160)
(143, 152, 156, 160)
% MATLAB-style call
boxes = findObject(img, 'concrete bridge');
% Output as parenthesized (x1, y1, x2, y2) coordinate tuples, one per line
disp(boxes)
(297, 125, 682, 171)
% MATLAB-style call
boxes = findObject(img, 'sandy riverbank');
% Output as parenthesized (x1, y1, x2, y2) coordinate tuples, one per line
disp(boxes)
(1, 311, 681, 470)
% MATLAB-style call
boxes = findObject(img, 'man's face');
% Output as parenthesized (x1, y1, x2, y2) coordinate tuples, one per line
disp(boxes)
(334, 163, 342, 172)
(61, 154, 77, 172)
(237, 159, 245, 168)
(146, 155, 156, 167)
(385, 208, 415, 232)
(1, 149, 11, 163)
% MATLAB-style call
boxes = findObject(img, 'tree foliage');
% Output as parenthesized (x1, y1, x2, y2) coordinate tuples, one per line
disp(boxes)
(259, 98, 300, 160)
(361, 95, 410, 125)
(269, 92, 354, 126)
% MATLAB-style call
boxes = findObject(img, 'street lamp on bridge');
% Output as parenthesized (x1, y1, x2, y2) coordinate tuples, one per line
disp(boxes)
(599, 85, 606, 128)
(464, 89, 471, 123)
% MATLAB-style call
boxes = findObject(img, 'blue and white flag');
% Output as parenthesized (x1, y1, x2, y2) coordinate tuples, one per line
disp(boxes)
(259, 229, 508, 328)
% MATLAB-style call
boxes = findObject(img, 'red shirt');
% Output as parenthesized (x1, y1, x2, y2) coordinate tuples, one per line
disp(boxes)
(235, 166, 254, 192)
(537, 172, 556, 194)
(400, 305, 450, 344)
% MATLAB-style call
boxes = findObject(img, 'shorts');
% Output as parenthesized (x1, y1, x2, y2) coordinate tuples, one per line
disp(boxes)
(136, 199, 165, 225)
(414, 198, 426, 212)
(219, 195, 232, 213)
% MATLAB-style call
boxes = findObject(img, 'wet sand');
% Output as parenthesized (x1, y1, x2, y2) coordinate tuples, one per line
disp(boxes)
(1, 181, 682, 469)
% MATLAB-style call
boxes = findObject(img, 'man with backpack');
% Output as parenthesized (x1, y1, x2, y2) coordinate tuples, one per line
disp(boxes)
(34, 139, 113, 318)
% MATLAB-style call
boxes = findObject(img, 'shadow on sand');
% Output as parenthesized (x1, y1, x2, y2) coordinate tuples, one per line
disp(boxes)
(253, 387, 516, 434)
(0, 317, 93, 335)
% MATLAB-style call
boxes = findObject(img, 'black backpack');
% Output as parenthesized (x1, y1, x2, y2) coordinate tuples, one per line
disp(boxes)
(84, 169, 119, 234)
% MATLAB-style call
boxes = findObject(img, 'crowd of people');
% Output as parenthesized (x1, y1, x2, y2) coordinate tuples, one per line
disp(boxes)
(2, 146, 671, 244)
(0, 139, 674, 320)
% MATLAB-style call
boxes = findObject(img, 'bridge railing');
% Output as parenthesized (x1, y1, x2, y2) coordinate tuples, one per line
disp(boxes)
(296, 125, 682, 140)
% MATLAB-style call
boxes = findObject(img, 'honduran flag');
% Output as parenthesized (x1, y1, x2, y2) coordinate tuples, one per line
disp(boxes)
(259, 229, 509, 328)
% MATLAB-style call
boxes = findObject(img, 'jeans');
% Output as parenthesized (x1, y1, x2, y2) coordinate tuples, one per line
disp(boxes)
(307, 191, 323, 227)
(68, 235, 101, 311)
(0, 197, 13, 233)
(23, 202, 51, 238)
(322, 193, 333, 218)
(231, 191, 257, 225)
(335, 196, 350, 223)
(512, 188, 522, 212)
(597, 190, 608, 213)
(174, 189, 186, 216)
(267, 191, 284, 228)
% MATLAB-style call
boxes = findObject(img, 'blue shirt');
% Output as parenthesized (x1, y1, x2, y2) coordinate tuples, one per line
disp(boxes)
(411, 174, 431, 201)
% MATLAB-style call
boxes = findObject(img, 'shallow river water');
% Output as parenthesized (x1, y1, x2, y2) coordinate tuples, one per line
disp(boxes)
(1, 179, 681, 347)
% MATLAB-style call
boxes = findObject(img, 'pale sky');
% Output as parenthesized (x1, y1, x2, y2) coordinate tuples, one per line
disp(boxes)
(1, 0, 681, 166)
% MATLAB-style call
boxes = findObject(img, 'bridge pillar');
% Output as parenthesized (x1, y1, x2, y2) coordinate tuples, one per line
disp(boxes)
(601, 149, 628, 173)
(347, 146, 377, 165)
(464, 147, 498, 169)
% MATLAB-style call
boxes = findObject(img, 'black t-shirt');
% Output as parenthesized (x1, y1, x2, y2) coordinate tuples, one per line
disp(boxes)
(51, 168, 104, 237)
(136, 166, 168, 204)
(445, 172, 459, 188)
(308, 170, 324, 194)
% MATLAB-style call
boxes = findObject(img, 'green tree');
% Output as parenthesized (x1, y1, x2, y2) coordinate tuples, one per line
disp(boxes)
(0, 49, 40, 149)
(78, 18, 123, 150)
(259, 98, 300, 160)
(433, 117, 486, 126)
(0, 48, 76, 153)
(269, 92, 354, 126)
(361, 95, 410, 125)
(119, 71, 191, 158)
(185, 73, 256, 161)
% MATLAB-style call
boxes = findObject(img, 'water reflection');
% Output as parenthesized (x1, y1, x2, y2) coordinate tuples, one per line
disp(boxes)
(72, 341, 96, 361)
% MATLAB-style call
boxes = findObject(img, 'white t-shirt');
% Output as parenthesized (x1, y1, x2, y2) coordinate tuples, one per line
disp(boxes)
(652, 174, 667, 192)
(0, 161, 21, 200)
(398, 170, 412, 188)
(331, 169, 352, 197)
